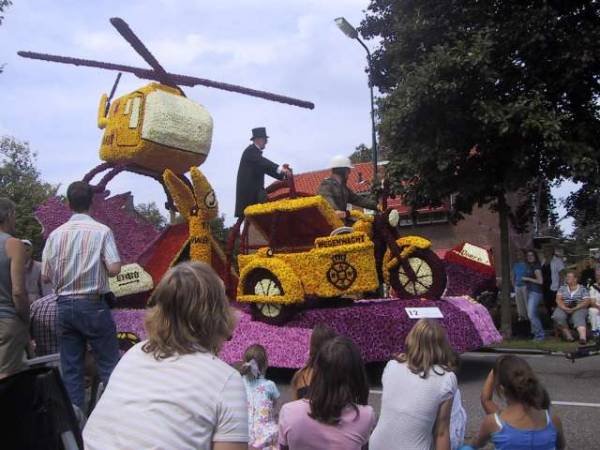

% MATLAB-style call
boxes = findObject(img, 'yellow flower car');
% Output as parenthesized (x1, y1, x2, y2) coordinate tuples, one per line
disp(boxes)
(236, 195, 447, 324)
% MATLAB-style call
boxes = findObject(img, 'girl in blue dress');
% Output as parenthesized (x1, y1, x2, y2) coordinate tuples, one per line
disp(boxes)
(463, 355, 565, 450)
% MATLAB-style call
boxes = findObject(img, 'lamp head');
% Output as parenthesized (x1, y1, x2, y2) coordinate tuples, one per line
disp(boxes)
(335, 17, 358, 39)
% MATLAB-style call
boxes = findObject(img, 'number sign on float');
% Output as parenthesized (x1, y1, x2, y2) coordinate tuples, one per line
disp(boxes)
(405, 307, 444, 319)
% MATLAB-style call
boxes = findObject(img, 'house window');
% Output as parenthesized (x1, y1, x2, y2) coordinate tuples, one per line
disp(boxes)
(398, 211, 449, 227)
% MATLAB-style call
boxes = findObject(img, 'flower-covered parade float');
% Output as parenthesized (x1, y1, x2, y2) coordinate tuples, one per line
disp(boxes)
(27, 17, 500, 368)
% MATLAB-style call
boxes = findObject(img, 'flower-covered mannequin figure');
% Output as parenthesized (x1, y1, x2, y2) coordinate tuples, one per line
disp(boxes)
(163, 167, 218, 264)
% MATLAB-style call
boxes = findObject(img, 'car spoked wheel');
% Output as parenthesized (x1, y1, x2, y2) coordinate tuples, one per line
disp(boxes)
(245, 269, 295, 324)
(389, 248, 446, 300)
(254, 302, 283, 319)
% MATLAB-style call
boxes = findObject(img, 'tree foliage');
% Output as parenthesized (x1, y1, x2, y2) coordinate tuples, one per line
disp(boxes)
(135, 201, 167, 230)
(0, 1, 11, 26)
(0, 0, 12, 75)
(0, 136, 58, 257)
(566, 181, 600, 254)
(349, 143, 391, 164)
(349, 144, 373, 164)
(360, 1, 600, 335)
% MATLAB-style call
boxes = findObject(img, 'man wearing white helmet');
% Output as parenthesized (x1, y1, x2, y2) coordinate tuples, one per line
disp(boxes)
(318, 155, 378, 221)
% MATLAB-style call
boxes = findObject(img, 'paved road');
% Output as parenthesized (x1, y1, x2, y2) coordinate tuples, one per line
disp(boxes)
(269, 352, 600, 449)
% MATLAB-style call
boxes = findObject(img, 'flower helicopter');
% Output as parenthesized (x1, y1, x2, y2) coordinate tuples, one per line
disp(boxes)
(18, 17, 314, 206)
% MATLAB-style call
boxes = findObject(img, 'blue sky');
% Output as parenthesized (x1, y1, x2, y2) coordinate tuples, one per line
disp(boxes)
(0, 0, 577, 231)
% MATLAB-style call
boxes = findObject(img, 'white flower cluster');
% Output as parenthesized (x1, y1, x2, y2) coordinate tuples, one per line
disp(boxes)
(109, 263, 154, 298)
(141, 90, 213, 157)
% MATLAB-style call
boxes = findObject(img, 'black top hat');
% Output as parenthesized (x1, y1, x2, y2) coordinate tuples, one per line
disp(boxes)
(251, 127, 269, 140)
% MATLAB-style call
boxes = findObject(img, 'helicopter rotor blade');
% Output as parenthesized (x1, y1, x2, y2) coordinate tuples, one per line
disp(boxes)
(18, 51, 161, 80)
(171, 73, 315, 109)
(109, 17, 176, 88)
(17, 51, 315, 109)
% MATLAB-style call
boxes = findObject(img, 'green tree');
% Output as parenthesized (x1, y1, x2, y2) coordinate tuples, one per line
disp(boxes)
(565, 181, 600, 255)
(135, 201, 167, 230)
(0, 1, 10, 23)
(209, 214, 228, 246)
(0, 136, 58, 257)
(0, 0, 12, 75)
(361, 1, 600, 336)
(349, 143, 391, 164)
(350, 144, 373, 164)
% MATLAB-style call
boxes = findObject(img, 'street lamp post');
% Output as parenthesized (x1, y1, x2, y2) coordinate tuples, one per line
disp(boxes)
(335, 17, 378, 184)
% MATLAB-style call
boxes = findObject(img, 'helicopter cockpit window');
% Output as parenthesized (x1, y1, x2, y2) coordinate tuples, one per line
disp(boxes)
(129, 97, 142, 129)
(124, 99, 132, 115)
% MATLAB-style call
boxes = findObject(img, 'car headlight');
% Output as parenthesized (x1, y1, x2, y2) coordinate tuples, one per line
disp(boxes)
(388, 209, 400, 228)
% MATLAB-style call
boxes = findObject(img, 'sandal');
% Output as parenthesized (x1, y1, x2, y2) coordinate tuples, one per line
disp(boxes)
(579, 339, 587, 345)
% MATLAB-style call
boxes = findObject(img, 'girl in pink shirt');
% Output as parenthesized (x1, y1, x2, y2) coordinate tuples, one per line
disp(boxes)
(278, 336, 375, 450)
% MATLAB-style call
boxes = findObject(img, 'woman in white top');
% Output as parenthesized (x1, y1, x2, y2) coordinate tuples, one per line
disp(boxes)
(83, 262, 248, 450)
(370, 319, 458, 450)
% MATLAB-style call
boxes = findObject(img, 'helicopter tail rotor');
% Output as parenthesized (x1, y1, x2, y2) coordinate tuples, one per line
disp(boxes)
(105, 72, 122, 117)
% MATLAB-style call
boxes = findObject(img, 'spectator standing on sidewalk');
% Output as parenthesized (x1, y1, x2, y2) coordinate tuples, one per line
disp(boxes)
(21, 239, 52, 303)
(511, 249, 528, 322)
(541, 246, 565, 314)
(29, 293, 58, 356)
(521, 250, 545, 341)
(0, 198, 30, 378)
(42, 181, 121, 409)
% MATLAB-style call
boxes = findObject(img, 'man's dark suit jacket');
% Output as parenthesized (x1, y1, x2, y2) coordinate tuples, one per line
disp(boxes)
(235, 144, 283, 217)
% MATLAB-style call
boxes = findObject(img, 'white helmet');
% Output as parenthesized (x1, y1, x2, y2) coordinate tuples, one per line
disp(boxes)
(329, 155, 353, 169)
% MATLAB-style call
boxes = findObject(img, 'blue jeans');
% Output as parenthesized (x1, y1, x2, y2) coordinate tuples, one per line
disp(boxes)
(57, 296, 119, 409)
(527, 291, 545, 340)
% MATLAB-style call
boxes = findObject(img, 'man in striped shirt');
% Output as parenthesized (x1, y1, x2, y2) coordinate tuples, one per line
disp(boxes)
(42, 181, 122, 409)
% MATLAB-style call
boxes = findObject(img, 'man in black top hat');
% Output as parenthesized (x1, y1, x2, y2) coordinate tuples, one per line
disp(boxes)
(235, 127, 291, 217)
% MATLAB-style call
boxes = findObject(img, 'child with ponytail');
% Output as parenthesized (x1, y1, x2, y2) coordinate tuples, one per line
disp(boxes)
(239, 344, 280, 450)
(462, 355, 565, 450)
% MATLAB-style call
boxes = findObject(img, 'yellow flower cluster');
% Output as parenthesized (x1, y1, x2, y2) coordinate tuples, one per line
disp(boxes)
(99, 83, 212, 174)
(191, 167, 219, 220)
(189, 218, 211, 264)
(352, 218, 373, 237)
(164, 169, 196, 220)
(163, 167, 218, 266)
(237, 257, 305, 304)
(238, 231, 379, 304)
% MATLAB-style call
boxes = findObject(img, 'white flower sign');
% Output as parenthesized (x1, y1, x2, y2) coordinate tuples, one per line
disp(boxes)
(109, 263, 154, 298)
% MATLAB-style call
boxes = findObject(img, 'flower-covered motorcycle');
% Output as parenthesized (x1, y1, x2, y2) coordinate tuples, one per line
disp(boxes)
(232, 175, 447, 324)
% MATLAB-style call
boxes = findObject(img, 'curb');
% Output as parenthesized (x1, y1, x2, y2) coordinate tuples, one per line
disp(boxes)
(477, 347, 557, 356)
